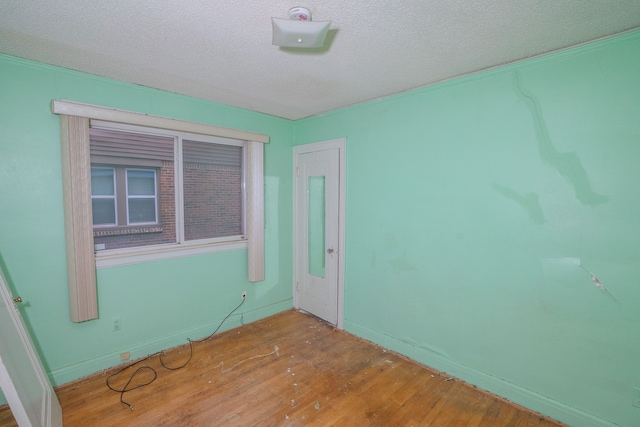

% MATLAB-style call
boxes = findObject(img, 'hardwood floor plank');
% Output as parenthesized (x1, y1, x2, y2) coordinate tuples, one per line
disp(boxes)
(0, 309, 565, 427)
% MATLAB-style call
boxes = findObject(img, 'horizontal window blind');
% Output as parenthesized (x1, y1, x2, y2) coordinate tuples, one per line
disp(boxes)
(90, 128, 174, 161)
(183, 139, 242, 167)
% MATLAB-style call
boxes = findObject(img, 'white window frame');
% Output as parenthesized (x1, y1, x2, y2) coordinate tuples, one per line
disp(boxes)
(90, 166, 118, 227)
(124, 168, 158, 225)
(90, 120, 248, 258)
(53, 100, 267, 322)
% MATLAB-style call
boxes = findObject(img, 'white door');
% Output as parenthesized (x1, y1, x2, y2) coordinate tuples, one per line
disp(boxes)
(294, 139, 345, 328)
(0, 266, 62, 427)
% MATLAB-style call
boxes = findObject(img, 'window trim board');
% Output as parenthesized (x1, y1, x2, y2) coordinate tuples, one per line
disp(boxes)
(52, 100, 269, 144)
(59, 115, 98, 322)
(246, 141, 264, 282)
(95, 240, 248, 268)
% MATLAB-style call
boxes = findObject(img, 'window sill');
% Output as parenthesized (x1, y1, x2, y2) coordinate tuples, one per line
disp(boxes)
(94, 225, 162, 237)
(95, 239, 248, 269)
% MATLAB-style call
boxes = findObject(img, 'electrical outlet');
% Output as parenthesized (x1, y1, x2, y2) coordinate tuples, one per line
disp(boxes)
(113, 317, 121, 332)
(633, 387, 640, 408)
(242, 290, 247, 299)
(120, 352, 130, 361)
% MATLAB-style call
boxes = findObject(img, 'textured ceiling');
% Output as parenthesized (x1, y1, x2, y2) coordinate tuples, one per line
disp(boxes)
(1, 1, 639, 120)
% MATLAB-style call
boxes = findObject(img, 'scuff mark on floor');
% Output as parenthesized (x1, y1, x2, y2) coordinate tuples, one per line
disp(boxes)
(216, 345, 280, 373)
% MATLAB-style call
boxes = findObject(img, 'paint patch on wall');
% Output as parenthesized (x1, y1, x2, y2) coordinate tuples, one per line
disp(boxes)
(513, 71, 608, 206)
(387, 253, 417, 275)
(541, 257, 621, 305)
(492, 182, 546, 224)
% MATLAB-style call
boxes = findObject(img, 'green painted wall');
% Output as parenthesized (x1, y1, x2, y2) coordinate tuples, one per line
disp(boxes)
(295, 31, 640, 427)
(2, 30, 640, 427)
(0, 55, 294, 393)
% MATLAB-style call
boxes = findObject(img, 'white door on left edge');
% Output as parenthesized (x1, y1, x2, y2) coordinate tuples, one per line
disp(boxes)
(294, 147, 341, 325)
(0, 266, 62, 427)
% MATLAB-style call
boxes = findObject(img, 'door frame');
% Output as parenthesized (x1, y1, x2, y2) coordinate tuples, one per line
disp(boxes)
(293, 138, 346, 330)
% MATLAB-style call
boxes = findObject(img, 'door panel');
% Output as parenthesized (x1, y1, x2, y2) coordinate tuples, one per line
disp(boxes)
(308, 175, 326, 278)
(0, 266, 62, 427)
(295, 147, 340, 325)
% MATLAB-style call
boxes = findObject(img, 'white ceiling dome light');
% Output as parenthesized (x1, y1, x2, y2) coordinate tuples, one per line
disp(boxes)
(272, 7, 331, 48)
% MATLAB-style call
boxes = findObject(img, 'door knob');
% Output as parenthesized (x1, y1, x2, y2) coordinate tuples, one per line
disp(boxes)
(13, 296, 22, 303)
(326, 248, 334, 254)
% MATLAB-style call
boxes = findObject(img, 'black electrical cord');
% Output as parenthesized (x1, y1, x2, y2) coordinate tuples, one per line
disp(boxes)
(188, 297, 246, 343)
(106, 363, 157, 410)
(106, 296, 246, 409)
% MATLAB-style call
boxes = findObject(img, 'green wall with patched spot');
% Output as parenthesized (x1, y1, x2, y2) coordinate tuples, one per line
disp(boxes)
(294, 30, 640, 427)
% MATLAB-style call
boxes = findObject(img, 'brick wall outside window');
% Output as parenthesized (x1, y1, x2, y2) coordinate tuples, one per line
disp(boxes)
(184, 163, 242, 241)
(94, 160, 242, 250)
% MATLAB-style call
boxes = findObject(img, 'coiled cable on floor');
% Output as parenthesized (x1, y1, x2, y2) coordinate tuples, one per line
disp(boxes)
(106, 297, 245, 409)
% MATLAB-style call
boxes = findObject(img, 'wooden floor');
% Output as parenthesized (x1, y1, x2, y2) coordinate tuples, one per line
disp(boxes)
(1, 309, 564, 427)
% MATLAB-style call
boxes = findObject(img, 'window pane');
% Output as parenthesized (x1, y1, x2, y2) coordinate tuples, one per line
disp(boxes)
(90, 127, 176, 250)
(128, 198, 156, 223)
(92, 199, 116, 225)
(91, 167, 114, 195)
(182, 140, 243, 241)
(308, 176, 325, 278)
(127, 170, 156, 195)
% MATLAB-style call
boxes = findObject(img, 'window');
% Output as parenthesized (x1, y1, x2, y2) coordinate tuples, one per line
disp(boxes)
(88, 123, 245, 251)
(91, 167, 159, 227)
(126, 169, 158, 224)
(54, 100, 267, 322)
(91, 167, 117, 225)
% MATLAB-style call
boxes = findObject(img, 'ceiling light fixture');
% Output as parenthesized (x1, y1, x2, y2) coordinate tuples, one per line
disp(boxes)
(272, 7, 331, 48)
